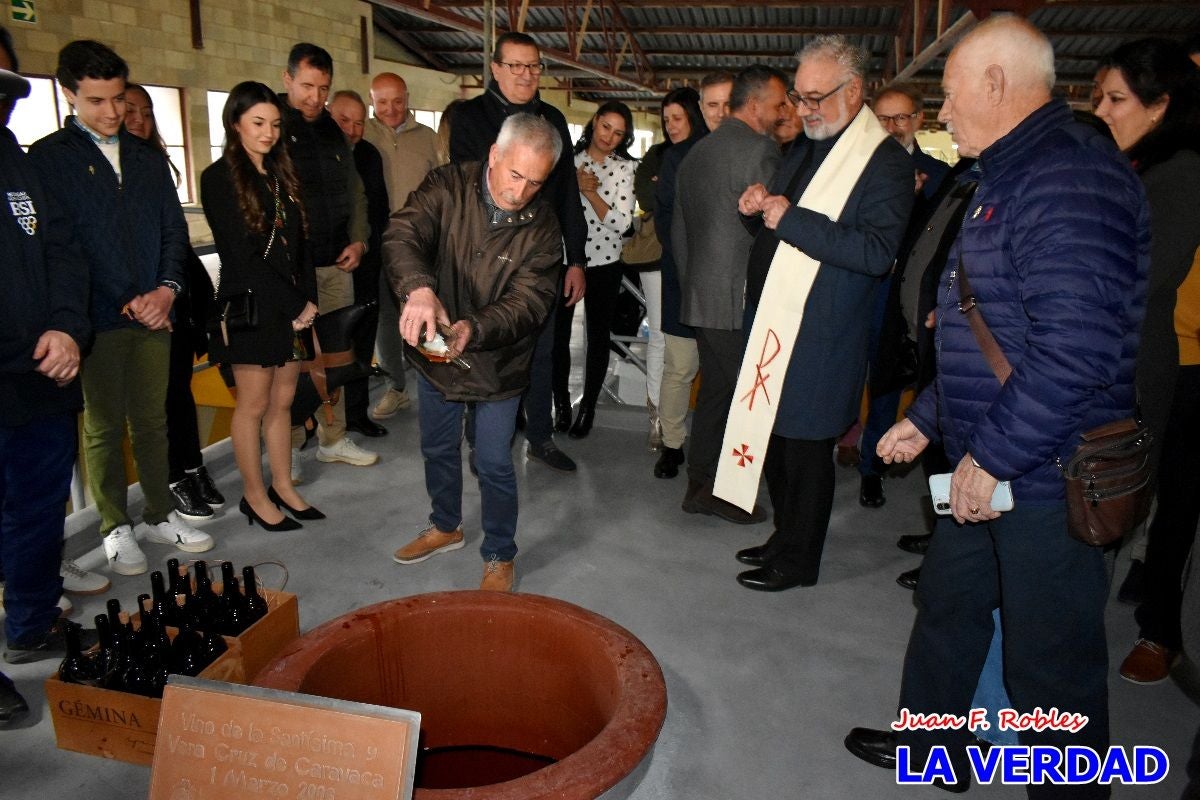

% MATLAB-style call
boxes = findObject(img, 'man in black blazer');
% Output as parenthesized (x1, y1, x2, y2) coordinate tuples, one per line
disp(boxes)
(733, 36, 913, 591)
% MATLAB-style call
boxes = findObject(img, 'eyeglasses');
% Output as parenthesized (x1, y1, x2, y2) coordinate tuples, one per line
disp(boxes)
(876, 111, 920, 126)
(788, 80, 849, 110)
(496, 61, 545, 76)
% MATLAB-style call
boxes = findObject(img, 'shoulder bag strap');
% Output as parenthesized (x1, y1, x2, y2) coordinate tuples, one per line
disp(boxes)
(955, 242, 1013, 385)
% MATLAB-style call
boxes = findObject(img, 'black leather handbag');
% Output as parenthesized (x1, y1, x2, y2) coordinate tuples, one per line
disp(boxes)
(213, 290, 256, 347)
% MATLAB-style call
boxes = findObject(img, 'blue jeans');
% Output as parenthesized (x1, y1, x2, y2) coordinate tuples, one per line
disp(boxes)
(417, 375, 520, 561)
(970, 608, 1019, 746)
(1, 413, 76, 644)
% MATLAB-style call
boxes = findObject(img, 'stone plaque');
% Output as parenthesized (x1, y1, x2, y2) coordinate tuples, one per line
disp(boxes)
(149, 676, 420, 800)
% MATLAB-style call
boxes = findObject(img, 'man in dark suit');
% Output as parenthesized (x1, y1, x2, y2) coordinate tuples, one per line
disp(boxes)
(328, 89, 390, 439)
(671, 65, 789, 525)
(732, 36, 913, 591)
(857, 82, 952, 510)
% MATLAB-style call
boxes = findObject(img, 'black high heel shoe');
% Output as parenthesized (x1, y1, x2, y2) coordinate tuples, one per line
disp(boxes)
(267, 486, 326, 520)
(568, 404, 595, 439)
(239, 497, 303, 532)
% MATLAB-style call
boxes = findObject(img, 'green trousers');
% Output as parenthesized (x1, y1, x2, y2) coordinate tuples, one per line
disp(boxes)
(81, 327, 172, 534)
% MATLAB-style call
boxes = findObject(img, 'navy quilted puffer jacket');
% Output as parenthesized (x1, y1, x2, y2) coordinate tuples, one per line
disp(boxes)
(906, 100, 1150, 502)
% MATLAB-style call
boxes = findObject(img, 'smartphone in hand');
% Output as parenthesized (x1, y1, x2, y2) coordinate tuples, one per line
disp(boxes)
(928, 473, 1014, 516)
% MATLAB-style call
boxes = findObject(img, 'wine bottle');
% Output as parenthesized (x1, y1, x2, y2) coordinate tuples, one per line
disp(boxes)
(198, 628, 228, 669)
(217, 576, 249, 636)
(117, 611, 156, 697)
(242, 565, 268, 625)
(139, 597, 172, 668)
(58, 622, 102, 686)
(106, 598, 122, 632)
(149, 570, 178, 627)
(94, 613, 118, 676)
(170, 595, 206, 676)
(192, 561, 219, 629)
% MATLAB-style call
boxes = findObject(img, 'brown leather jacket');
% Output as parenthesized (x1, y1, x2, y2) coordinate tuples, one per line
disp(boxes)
(382, 161, 562, 402)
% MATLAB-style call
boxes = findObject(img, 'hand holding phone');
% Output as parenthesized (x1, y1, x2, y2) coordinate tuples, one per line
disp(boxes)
(928, 473, 1013, 516)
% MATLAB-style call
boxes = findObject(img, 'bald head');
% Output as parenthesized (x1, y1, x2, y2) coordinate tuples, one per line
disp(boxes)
(938, 15, 1055, 158)
(370, 72, 409, 129)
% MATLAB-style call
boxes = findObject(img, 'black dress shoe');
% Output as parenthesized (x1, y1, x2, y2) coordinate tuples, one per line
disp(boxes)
(527, 441, 577, 472)
(654, 446, 684, 479)
(268, 486, 326, 520)
(859, 474, 885, 508)
(567, 405, 595, 439)
(687, 488, 768, 525)
(897, 532, 932, 555)
(736, 542, 775, 567)
(844, 727, 897, 769)
(737, 565, 815, 591)
(897, 566, 920, 590)
(553, 399, 573, 433)
(347, 418, 388, 437)
(0, 673, 28, 724)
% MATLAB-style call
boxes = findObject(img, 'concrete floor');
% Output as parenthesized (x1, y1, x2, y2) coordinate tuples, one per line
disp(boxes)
(2, 351, 1198, 798)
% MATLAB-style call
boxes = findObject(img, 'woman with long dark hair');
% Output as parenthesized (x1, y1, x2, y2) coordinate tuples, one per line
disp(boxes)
(201, 81, 320, 531)
(649, 87, 707, 478)
(629, 88, 708, 453)
(123, 83, 226, 524)
(1095, 37, 1200, 684)
(557, 101, 638, 438)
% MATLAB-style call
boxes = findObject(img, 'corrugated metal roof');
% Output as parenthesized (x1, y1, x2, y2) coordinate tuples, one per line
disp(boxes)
(372, 1, 1200, 109)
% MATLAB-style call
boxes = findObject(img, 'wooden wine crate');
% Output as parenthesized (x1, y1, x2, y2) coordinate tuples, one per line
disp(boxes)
(230, 588, 299, 681)
(46, 589, 299, 765)
(45, 639, 245, 765)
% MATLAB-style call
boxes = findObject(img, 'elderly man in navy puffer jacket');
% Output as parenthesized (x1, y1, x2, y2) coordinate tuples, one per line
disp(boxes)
(845, 17, 1149, 796)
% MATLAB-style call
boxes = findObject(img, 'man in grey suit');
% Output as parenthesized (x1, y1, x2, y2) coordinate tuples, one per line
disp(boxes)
(672, 65, 790, 524)
(733, 36, 913, 590)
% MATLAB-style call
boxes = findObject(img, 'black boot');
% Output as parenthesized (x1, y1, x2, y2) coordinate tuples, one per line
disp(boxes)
(654, 446, 685, 478)
(568, 404, 595, 439)
(553, 396, 573, 433)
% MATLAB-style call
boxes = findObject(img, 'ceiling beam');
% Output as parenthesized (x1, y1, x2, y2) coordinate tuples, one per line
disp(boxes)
(367, 0, 658, 92)
(374, 15, 451, 72)
(433, 0, 905, 7)
(894, 8, 977, 81)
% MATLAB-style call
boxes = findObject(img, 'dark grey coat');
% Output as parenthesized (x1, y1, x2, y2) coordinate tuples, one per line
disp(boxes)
(671, 118, 779, 331)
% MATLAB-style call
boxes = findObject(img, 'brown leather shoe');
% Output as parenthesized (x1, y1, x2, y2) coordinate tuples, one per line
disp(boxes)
(480, 558, 515, 591)
(1118, 638, 1177, 684)
(393, 526, 464, 564)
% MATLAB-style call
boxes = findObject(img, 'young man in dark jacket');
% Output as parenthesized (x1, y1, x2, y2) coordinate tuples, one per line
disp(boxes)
(28, 41, 212, 578)
(280, 43, 378, 478)
(385, 114, 563, 592)
(0, 66, 97, 695)
(450, 32, 586, 473)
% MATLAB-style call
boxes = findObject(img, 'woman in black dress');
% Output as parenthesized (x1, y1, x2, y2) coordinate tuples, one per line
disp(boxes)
(201, 81, 319, 531)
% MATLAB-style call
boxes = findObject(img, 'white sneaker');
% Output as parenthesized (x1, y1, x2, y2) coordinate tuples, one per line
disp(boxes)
(371, 388, 411, 419)
(317, 437, 379, 466)
(291, 448, 304, 485)
(104, 525, 148, 576)
(60, 558, 111, 595)
(144, 512, 214, 553)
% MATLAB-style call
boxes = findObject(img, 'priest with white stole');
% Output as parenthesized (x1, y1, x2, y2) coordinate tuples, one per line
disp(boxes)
(722, 35, 914, 591)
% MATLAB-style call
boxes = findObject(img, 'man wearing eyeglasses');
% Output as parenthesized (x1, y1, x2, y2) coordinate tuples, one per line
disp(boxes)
(450, 31, 587, 474)
(857, 83, 952, 512)
(723, 35, 912, 591)
(874, 84, 949, 200)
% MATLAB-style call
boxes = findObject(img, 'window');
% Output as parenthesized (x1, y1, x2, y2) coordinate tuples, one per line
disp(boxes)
(630, 128, 654, 159)
(9, 76, 192, 203)
(207, 90, 229, 165)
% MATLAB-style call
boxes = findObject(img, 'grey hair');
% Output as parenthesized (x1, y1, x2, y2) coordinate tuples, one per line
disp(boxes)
(495, 112, 563, 164)
(796, 34, 870, 80)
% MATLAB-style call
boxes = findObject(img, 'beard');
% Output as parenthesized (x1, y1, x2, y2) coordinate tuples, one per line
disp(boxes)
(803, 107, 850, 141)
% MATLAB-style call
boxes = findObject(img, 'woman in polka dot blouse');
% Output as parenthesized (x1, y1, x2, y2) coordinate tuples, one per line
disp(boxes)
(560, 101, 638, 438)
